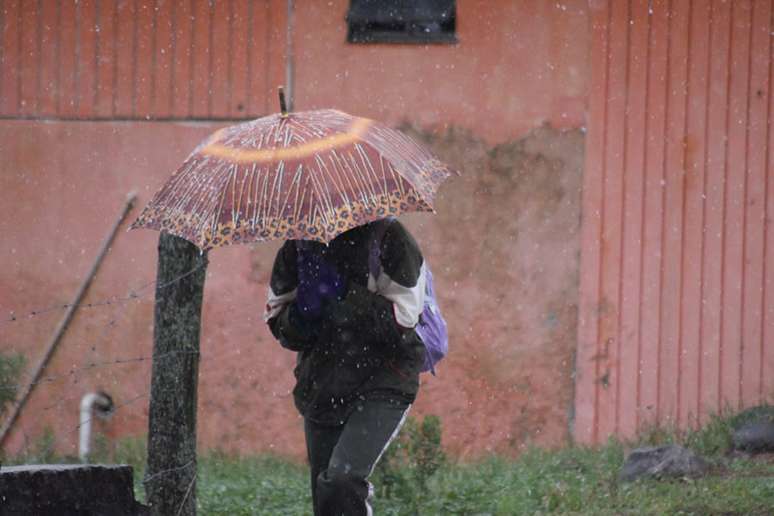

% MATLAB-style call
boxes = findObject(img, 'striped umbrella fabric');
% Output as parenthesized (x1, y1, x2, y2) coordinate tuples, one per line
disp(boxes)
(131, 109, 453, 250)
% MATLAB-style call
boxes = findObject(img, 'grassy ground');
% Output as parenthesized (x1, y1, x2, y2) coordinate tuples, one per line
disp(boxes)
(128, 409, 774, 514)
(5, 410, 774, 515)
(191, 445, 773, 515)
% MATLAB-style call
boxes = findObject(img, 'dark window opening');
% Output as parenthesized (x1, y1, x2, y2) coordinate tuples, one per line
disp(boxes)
(347, 0, 457, 44)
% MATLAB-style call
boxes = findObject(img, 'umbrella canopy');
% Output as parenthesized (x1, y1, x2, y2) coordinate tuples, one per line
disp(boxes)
(131, 106, 453, 250)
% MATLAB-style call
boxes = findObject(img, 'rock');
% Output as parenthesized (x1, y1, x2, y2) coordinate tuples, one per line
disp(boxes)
(619, 445, 710, 482)
(731, 405, 774, 427)
(0, 464, 149, 516)
(732, 420, 774, 453)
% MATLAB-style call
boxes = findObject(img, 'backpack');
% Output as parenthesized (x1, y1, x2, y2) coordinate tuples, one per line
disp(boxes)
(368, 218, 449, 375)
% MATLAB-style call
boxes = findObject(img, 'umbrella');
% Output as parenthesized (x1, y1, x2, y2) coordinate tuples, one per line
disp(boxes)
(131, 89, 454, 249)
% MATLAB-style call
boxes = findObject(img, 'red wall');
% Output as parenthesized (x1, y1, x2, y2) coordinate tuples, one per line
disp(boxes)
(0, 0, 590, 459)
(576, 0, 774, 444)
(290, 0, 588, 143)
(0, 0, 288, 119)
(0, 0, 587, 142)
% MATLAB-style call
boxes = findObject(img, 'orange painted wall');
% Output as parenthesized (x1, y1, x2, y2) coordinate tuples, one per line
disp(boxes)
(290, 0, 588, 143)
(0, 0, 288, 119)
(0, 0, 590, 459)
(576, 0, 774, 444)
(0, 0, 587, 142)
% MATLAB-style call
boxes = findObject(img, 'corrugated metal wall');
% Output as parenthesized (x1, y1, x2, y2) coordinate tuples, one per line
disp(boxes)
(576, 0, 774, 443)
(0, 0, 286, 120)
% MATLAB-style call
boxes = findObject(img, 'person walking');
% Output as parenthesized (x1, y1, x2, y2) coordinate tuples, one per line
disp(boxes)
(265, 217, 427, 515)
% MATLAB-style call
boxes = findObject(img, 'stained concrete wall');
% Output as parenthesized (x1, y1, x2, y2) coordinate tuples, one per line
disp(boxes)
(0, 0, 589, 459)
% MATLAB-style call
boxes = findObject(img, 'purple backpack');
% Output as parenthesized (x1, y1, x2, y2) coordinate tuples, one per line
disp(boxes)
(369, 219, 449, 375)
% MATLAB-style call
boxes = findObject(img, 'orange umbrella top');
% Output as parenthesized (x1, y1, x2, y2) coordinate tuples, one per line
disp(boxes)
(131, 102, 454, 250)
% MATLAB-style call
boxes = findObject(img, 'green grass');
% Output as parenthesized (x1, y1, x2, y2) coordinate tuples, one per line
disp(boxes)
(184, 444, 773, 515)
(5, 409, 773, 515)
(196, 454, 311, 516)
(193, 408, 774, 515)
(189, 409, 774, 515)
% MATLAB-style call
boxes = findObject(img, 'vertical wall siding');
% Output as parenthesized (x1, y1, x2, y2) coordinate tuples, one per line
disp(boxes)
(0, 0, 286, 120)
(576, 0, 774, 443)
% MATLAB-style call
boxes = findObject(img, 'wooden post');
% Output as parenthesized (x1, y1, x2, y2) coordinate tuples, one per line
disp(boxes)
(144, 233, 208, 516)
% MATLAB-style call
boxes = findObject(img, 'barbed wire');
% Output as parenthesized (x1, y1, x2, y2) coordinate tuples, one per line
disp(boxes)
(0, 250, 296, 491)
(0, 350, 201, 393)
(142, 459, 196, 486)
(1, 260, 208, 325)
(176, 471, 198, 516)
(1, 260, 210, 403)
(32, 285, 134, 414)
(0, 260, 214, 462)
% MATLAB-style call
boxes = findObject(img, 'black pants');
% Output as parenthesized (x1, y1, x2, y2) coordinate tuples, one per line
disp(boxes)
(304, 398, 411, 516)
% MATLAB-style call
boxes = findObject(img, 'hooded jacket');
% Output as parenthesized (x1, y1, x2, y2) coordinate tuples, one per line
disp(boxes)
(265, 219, 426, 425)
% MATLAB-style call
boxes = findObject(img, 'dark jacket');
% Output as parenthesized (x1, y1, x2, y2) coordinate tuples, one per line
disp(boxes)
(265, 219, 427, 426)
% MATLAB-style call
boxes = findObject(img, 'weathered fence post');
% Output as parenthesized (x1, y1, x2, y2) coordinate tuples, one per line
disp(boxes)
(144, 233, 208, 516)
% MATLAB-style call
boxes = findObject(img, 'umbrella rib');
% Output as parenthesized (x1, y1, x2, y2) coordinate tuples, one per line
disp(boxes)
(268, 122, 278, 147)
(297, 173, 312, 227)
(374, 155, 390, 201)
(339, 149, 371, 203)
(354, 144, 382, 198)
(243, 163, 256, 226)
(328, 150, 359, 206)
(331, 150, 361, 208)
(314, 158, 340, 218)
(156, 160, 195, 206)
(211, 166, 232, 236)
(310, 204, 321, 235)
(195, 160, 227, 212)
(229, 164, 239, 226)
(278, 163, 304, 224)
(388, 161, 406, 197)
(202, 162, 231, 222)
(283, 120, 293, 148)
(369, 129, 415, 179)
(167, 163, 211, 229)
(234, 164, 249, 225)
(183, 160, 223, 241)
(255, 164, 269, 228)
(267, 160, 284, 224)
(260, 165, 272, 227)
(274, 164, 285, 223)
(251, 165, 267, 230)
(292, 165, 306, 223)
(315, 155, 350, 207)
(335, 149, 362, 199)
(378, 157, 390, 206)
(348, 146, 378, 201)
(306, 162, 332, 227)
(164, 161, 201, 213)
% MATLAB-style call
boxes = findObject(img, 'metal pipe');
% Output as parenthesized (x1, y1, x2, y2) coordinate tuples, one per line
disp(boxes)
(286, 0, 295, 111)
(79, 391, 113, 462)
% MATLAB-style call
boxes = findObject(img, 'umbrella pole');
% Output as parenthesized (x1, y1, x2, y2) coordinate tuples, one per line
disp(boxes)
(278, 86, 289, 117)
(144, 233, 208, 516)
